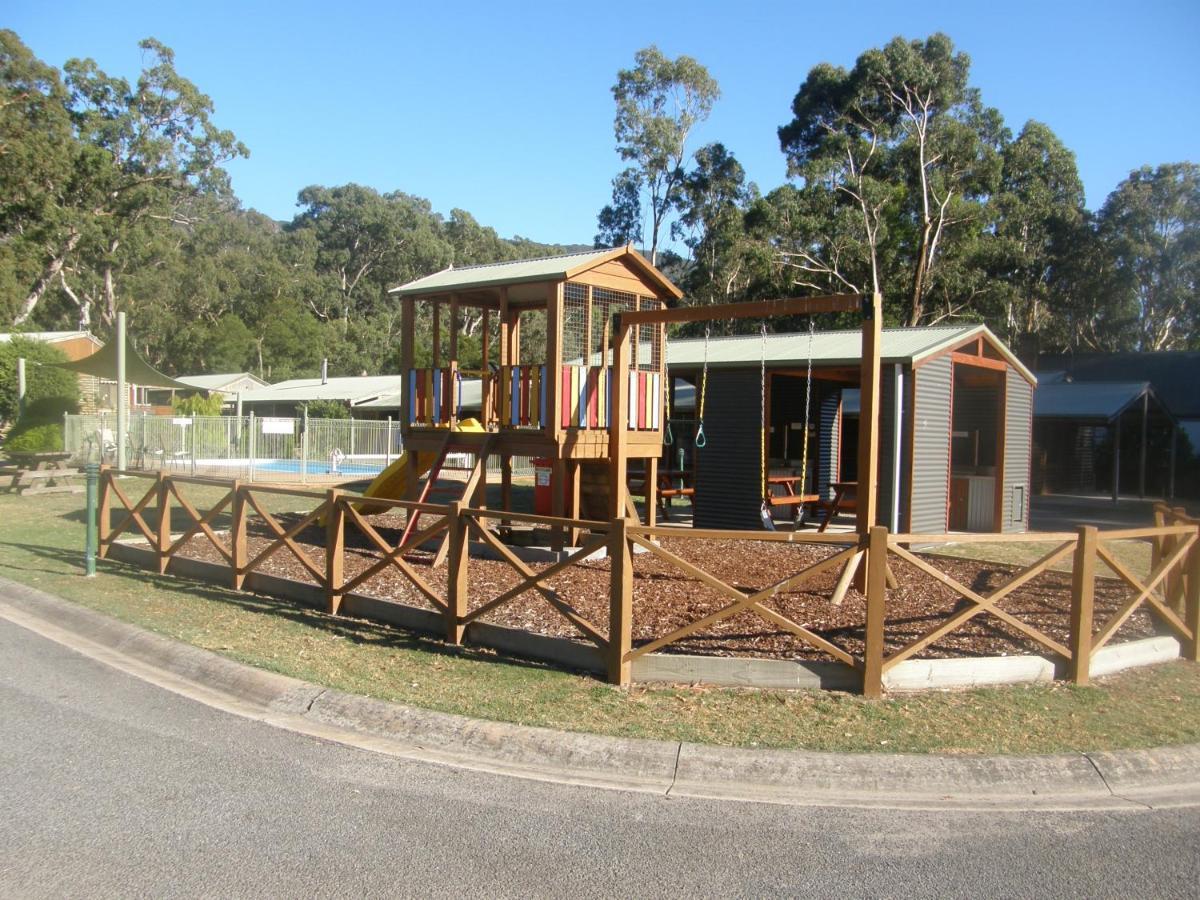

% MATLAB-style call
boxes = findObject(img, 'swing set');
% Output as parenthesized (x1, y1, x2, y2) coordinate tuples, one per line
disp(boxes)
(609, 291, 883, 540)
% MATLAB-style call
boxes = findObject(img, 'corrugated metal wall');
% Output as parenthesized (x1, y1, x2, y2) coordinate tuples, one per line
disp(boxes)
(1003, 368, 1034, 532)
(873, 365, 911, 528)
(694, 370, 768, 530)
(817, 391, 839, 501)
(909, 356, 953, 532)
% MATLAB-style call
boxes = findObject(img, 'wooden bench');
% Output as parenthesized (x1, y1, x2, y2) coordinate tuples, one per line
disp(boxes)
(815, 480, 857, 532)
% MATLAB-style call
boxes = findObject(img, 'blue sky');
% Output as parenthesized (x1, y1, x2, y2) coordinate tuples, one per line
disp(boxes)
(7, 1, 1199, 247)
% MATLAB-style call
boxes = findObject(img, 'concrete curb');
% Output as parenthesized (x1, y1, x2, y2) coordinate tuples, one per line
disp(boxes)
(2, 576, 1198, 811)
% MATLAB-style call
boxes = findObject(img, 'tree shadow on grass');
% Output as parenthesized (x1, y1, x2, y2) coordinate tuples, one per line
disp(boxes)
(1, 539, 564, 676)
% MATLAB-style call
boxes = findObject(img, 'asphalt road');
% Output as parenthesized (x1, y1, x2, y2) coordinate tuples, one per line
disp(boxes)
(1, 617, 1197, 898)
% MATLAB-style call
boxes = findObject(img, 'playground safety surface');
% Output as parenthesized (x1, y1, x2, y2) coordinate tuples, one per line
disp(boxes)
(169, 511, 1160, 663)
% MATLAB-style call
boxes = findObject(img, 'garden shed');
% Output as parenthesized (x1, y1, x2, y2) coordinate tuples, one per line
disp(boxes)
(665, 324, 1036, 533)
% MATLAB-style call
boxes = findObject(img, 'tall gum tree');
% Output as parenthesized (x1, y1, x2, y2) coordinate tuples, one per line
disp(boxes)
(778, 34, 1004, 325)
(599, 46, 719, 265)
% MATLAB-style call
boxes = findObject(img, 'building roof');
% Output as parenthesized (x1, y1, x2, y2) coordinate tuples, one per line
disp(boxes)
(0, 330, 102, 347)
(174, 373, 269, 392)
(666, 324, 1036, 383)
(354, 378, 486, 411)
(239, 375, 405, 406)
(390, 246, 683, 299)
(1033, 381, 1164, 423)
(1037, 351, 1200, 419)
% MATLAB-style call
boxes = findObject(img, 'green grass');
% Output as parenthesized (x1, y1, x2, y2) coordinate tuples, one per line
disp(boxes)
(1, 486, 1198, 755)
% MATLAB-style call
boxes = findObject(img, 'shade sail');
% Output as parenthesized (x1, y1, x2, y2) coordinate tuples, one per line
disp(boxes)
(52, 338, 197, 391)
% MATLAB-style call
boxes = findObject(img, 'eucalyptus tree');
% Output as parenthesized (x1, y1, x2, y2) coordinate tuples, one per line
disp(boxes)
(1095, 163, 1200, 351)
(598, 46, 719, 265)
(778, 33, 1005, 325)
(5, 35, 246, 329)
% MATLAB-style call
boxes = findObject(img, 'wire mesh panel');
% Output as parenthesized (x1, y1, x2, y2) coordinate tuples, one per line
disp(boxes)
(65, 414, 405, 484)
(563, 283, 589, 366)
(637, 297, 664, 372)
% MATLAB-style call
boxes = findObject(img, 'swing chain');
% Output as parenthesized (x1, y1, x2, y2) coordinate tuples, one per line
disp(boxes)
(800, 317, 814, 493)
(695, 326, 710, 449)
(760, 322, 768, 500)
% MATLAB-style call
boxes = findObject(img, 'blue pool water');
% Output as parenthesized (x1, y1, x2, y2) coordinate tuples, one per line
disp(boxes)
(255, 460, 385, 476)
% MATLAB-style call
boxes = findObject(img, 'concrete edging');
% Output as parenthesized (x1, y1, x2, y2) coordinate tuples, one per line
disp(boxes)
(2, 574, 1198, 811)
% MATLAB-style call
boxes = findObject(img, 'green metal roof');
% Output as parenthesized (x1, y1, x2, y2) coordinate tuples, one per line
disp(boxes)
(666, 324, 1036, 383)
(391, 248, 624, 296)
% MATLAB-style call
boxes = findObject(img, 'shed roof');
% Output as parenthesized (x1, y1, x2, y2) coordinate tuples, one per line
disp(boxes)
(390, 246, 683, 299)
(239, 375, 405, 406)
(175, 372, 268, 392)
(0, 330, 102, 347)
(1033, 381, 1163, 423)
(666, 324, 1036, 383)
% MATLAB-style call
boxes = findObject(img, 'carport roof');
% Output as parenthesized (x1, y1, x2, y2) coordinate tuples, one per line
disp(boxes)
(1033, 381, 1166, 423)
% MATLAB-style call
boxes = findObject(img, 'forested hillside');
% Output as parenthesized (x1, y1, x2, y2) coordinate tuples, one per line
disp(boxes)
(2, 30, 1196, 382)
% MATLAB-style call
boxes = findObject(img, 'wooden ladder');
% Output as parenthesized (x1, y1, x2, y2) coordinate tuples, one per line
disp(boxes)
(399, 433, 494, 568)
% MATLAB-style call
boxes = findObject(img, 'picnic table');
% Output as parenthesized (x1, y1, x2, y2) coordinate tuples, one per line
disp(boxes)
(0, 452, 83, 496)
(627, 467, 695, 521)
(764, 473, 821, 527)
(816, 480, 857, 532)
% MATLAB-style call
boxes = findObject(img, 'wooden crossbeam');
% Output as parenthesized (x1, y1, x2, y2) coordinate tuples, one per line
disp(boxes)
(882, 540, 1078, 670)
(1092, 537, 1196, 651)
(625, 540, 859, 660)
(166, 483, 234, 563)
(106, 478, 158, 545)
(463, 519, 609, 648)
(243, 492, 327, 584)
(885, 542, 1073, 662)
(338, 503, 448, 610)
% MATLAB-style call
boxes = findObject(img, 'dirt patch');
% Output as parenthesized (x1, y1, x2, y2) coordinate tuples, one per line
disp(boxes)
(173, 512, 1159, 663)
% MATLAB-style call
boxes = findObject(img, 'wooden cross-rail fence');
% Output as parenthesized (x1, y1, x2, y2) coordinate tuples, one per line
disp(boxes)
(97, 466, 1200, 696)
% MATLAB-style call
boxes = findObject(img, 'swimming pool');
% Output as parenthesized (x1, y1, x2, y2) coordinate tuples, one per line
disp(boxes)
(254, 459, 386, 476)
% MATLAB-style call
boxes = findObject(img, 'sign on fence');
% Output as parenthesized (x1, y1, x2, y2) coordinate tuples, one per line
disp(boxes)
(262, 418, 294, 435)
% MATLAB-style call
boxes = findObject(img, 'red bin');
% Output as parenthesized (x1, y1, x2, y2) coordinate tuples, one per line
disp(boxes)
(532, 457, 571, 515)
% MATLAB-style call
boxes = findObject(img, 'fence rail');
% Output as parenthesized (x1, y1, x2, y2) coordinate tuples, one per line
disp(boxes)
(66, 413, 535, 482)
(96, 468, 1200, 694)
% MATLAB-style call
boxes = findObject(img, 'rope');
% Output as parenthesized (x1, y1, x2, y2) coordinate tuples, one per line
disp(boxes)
(695, 326, 710, 449)
(664, 363, 674, 445)
(800, 317, 814, 494)
(760, 323, 768, 499)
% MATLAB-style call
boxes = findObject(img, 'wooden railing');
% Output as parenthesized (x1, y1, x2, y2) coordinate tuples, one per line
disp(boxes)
(97, 466, 1200, 694)
(408, 365, 459, 426)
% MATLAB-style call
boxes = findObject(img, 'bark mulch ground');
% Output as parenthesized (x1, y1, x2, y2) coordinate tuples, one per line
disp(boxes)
(174, 511, 1158, 663)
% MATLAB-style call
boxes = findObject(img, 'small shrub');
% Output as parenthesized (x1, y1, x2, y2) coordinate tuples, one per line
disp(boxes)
(4, 423, 64, 454)
(171, 392, 224, 416)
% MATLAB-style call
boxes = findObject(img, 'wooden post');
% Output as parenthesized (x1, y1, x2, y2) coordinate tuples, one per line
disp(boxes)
(156, 471, 171, 575)
(645, 456, 658, 527)
(325, 489, 345, 614)
(546, 282, 563, 442)
(856, 293, 882, 534)
(1069, 525, 1098, 684)
(1185, 526, 1200, 663)
(607, 516, 632, 686)
(446, 501, 468, 643)
(1138, 391, 1148, 499)
(481, 307, 491, 426)
(400, 298, 414, 435)
(431, 300, 441, 369)
(1111, 413, 1121, 503)
(97, 465, 112, 558)
(550, 457, 567, 552)
(608, 320, 631, 519)
(862, 526, 888, 699)
(448, 293, 459, 362)
(231, 481, 248, 591)
(500, 454, 513, 515)
(567, 461, 582, 547)
(1169, 506, 1189, 609)
(447, 360, 459, 429)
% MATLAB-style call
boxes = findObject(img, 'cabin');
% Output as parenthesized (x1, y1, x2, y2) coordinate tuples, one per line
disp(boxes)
(390, 247, 678, 526)
(665, 325, 1037, 534)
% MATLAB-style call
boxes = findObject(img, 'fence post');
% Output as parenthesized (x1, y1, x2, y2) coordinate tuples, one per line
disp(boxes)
(97, 465, 113, 559)
(1069, 525, 1098, 684)
(862, 526, 888, 699)
(607, 517, 633, 686)
(231, 481, 248, 590)
(1168, 507, 1189, 610)
(325, 488, 344, 615)
(155, 470, 171, 574)
(248, 411, 257, 483)
(446, 501, 468, 643)
(1185, 526, 1200, 663)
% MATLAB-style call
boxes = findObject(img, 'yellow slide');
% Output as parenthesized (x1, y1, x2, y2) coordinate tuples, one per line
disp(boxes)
(355, 417, 485, 515)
